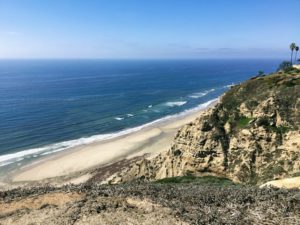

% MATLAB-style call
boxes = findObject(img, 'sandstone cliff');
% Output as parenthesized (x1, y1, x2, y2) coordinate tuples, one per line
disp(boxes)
(110, 71, 300, 185)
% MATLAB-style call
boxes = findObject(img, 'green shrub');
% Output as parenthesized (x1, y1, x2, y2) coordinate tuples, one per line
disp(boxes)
(257, 70, 264, 76)
(277, 61, 293, 72)
(268, 125, 290, 134)
(238, 116, 252, 128)
(155, 175, 235, 186)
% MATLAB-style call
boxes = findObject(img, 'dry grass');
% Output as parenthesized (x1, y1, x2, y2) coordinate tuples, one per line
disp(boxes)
(0, 192, 82, 215)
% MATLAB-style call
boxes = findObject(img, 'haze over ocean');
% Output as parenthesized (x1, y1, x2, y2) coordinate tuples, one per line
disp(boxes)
(0, 59, 280, 172)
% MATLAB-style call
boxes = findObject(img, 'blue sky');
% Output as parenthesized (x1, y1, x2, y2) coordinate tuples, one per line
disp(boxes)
(0, 0, 299, 59)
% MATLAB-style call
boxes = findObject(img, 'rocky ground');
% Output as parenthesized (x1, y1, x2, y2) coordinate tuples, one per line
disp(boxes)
(0, 180, 299, 225)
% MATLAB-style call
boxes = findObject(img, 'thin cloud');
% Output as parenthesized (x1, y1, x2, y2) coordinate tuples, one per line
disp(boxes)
(2, 31, 21, 36)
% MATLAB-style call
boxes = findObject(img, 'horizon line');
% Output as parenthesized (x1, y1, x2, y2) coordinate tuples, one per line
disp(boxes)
(0, 57, 287, 60)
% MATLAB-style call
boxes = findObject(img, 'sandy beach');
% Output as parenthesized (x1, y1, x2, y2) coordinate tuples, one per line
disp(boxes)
(7, 100, 217, 185)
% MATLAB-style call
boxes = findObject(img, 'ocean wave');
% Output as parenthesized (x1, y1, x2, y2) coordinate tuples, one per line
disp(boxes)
(0, 161, 14, 167)
(148, 105, 152, 108)
(114, 117, 124, 121)
(189, 88, 215, 99)
(165, 101, 187, 107)
(223, 83, 235, 88)
(0, 98, 218, 168)
(127, 114, 134, 117)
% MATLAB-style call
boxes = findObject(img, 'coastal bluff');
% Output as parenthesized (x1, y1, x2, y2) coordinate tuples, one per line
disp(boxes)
(1, 71, 299, 225)
(109, 71, 300, 186)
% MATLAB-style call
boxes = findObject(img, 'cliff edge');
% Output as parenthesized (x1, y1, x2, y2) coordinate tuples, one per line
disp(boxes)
(110, 71, 300, 185)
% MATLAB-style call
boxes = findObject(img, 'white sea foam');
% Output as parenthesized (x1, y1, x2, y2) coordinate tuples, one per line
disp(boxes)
(189, 88, 215, 99)
(0, 98, 218, 168)
(127, 114, 134, 117)
(114, 117, 124, 121)
(0, 161, 14, 167)
(224, 83, 235, 88)
(148, 105, 152, 108)
(165, 101, 187, 107)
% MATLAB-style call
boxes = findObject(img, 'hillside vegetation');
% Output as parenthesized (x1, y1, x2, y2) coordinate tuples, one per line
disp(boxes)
(0, 183, 299, 225)
(110, 70, 300, 185)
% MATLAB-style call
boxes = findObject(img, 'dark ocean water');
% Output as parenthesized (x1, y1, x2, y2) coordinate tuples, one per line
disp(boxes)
(0, 59, 281, 171)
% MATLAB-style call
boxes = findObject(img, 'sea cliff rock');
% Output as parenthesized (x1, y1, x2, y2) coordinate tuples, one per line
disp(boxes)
(110, 72, 300, 185)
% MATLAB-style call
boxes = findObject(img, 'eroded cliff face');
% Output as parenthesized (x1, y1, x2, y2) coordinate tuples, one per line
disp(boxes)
(110, 72, 300, 185)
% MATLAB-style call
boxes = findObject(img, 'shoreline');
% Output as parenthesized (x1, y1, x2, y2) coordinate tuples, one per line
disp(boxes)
(2, 99, 218, 188)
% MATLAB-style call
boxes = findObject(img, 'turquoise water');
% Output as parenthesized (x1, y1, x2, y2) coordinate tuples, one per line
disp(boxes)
(0, 59, 281, 172)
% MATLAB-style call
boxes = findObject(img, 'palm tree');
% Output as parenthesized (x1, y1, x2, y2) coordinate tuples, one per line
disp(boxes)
(290, 43, 296, 64)
(294, 46, 299, 64)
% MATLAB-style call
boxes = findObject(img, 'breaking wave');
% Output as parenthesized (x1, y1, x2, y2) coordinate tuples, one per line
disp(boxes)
(164, 101, 187, 107)
(0, 98, 218, 168)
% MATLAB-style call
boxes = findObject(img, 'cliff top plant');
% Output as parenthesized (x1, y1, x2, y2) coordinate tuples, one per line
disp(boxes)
(155, 175, 235, 186)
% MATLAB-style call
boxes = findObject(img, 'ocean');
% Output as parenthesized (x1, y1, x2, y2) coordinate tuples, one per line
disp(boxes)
(0, 59, 281, 175)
